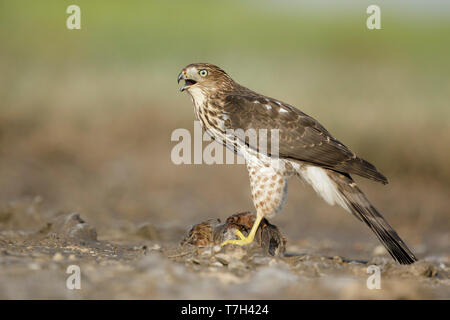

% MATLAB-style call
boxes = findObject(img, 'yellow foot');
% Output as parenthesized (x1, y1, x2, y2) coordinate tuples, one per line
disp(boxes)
(235, 229, 246, 240)
(220, 215, 263, 247)
(221, 229, 254, 246)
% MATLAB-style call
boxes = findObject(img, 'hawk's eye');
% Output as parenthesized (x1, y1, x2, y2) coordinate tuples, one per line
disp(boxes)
(199, 69, 208, 77)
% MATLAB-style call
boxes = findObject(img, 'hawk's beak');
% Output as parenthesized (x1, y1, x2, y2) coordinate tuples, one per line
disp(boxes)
(177, 72, 187, 92)
(177, 72, 184, 84)
(177, 71, 197, 92)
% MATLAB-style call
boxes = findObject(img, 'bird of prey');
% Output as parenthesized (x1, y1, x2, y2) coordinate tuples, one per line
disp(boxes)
(177, 63, 417, 264)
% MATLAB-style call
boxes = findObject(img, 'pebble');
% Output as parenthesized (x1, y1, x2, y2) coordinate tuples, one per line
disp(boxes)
(52, 253, 64, 261)
(252, 256, 271, 265)
(28, 263, 40, 270)
(151, 244, 161, 251)
(268, 258, 278, 266)
(228, 259, 246, 270)
(215, 253, 230, 265)
(200, 248, 212, 257)
(224, 246, 246, 260)
(210, 262, 223, 268)
(373, 245, 387, 256)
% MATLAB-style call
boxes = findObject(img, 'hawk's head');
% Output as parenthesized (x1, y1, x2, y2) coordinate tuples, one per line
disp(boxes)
(177, 63, 233, 93)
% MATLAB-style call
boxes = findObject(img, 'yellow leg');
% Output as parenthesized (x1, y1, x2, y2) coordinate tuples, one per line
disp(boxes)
(221, 215, 263, 246)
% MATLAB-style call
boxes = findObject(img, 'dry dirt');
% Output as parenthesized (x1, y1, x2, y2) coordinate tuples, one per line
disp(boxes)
(0, 108, 449, 299)
(0, 208, 448, 299)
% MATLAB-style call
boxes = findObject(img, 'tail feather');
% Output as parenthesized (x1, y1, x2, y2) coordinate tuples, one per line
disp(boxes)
(328, 172, 417, 265)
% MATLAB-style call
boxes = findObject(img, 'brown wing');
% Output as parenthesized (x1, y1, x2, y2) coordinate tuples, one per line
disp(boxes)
(220, 93, 388, 184)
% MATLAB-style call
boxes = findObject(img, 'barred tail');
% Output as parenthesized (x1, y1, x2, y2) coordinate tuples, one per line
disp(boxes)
(328, 172, 417, 264)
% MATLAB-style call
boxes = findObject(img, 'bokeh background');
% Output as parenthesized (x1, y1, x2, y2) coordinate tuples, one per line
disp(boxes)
(0, 0, 449, 296)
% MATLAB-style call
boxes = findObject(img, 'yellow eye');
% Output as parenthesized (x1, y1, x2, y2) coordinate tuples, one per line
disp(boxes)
(199, 69, 208, 77)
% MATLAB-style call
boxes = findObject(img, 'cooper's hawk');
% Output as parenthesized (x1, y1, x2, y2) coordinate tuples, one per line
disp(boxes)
(177, 63, 417, 264)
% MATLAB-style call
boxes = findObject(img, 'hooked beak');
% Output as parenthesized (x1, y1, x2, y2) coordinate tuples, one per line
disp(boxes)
(177, 71, 197, 92)
(177, 72, 184, 84)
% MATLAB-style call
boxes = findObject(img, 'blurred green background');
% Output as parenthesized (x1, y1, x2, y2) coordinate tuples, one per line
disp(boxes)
(0, 1, 449, 252)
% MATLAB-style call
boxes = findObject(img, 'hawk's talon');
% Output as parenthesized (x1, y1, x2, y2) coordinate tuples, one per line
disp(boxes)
(235, 229, 246, 240)
(220, 235, 254, 247)
(221, 216, 263, 247)
(219, 229, 249, 246)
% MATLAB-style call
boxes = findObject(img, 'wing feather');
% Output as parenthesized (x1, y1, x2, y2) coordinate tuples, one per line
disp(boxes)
(220, 93, 388, 184)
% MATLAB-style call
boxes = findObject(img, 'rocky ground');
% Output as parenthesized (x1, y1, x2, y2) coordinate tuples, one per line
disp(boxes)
(0, 209, 448, 299)
(0, 109, 448, 300)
